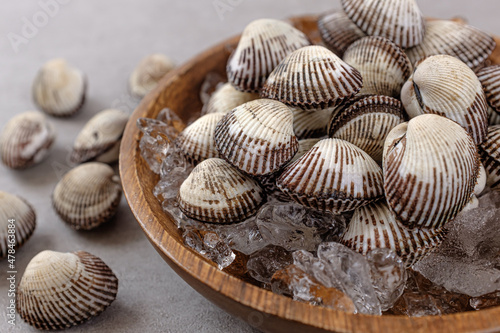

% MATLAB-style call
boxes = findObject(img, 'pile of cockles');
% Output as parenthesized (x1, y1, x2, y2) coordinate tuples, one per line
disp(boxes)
(138, 0, 500, 316)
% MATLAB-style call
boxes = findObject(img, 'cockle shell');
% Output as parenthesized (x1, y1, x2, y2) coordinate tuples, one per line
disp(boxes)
(0, 111, 55, 169)
(174, 113, 225, 164)
(477, 65, 500, 115)
(291, 106, 334, 139)
(343, 36, 412, 97)
(17, 250, 118, 330)
(341, 0, 425, 48)
(401, 55, 488, 145)
(129, 54, 175, 98)
(479, 125, 500, 188)
(383, 114, 479, 230)
(70, 109, 129, 164)
(405, 20, 496, 71)
(276, 138, 384, 213)
(328, 95, 406, 164)
(202, 83, 259, 115)
(52, 162, 122, 230)
(261, 45, 363, 110)
(341, 201, 446, 267)
(0, 192, 36, 258)
(214, 99, 298, 176)
(32, 58, 86, 117)
(227, 18, 310, 92)
(317, 11, 366, 57)
(178, 158, 265, 223)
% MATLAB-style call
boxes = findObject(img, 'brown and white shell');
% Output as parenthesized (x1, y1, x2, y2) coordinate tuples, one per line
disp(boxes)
(214, 99, 298, 176)
(129, 54, 175, 98)
(32, 58, 86, 117)
(479, 125, 500, 188)
(276, 138, 384, 213)
(477, 65, 500, 115)
(401, 55, 488, 145)
(178, 158, 265, 223)
(261, 45, 363, 110)
(383, 114, 479, 230)
(52, 162, 122, 230)
(0, 192, 36, 258)
(291, 106, 334, 139)
(328, 95, 406, 164)
(227, 18, 311, 92)
(343, 36, 412, 97)
(317, 11, 366, 57)
(17, 250, 118, 330)
(341, 200, 446, 267)
(174, 113, 225, 164)
(405, 20, 496, 71)
(0, 111, 55, 169)
(341, 0, 425, 48)
(202, 83, 259, 115)
(70, 109, 129, 164)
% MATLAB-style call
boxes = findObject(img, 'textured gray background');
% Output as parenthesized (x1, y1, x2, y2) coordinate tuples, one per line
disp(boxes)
(0, 1, 498, 332)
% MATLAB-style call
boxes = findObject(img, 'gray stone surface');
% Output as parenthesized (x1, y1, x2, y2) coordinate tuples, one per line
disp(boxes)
(0, 0, 498, 332)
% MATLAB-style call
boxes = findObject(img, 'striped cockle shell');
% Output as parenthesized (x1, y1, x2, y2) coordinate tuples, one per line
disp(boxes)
(401, 55, 488, 145)
(17, 250, 118, 330)
(261, 45, 363, 110)
(341, 200, 446, 267)
(479, 125, 500, 188)
(202, 83, 259, 115)
(343, 36, 412, 97)
(214, 99, 298, 176)
(70, 109, 129, 164)
(227, 19, 310, 92)
(0, 192, 36, 258)
(317, 11, 366, 57)
(129, 54, 175, 98)
(405, 20, 496, 71)
(383, 114, 479, 230)
(177, 158, 265, 223)
(477, 65, 500, 115)
(174, 113, 225, 164)
(328, 95, 406, 164)
(32, 58, 86, 117)
(0, 111, 55, 169)
(341, 0, 425, 48)
(291, 106, 334, 139)
(52, 162, 122, 230)
(276, 138, 384, 213)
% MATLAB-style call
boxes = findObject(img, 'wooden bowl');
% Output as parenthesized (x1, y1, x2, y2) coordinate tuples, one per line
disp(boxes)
(120, 15, 500, 333)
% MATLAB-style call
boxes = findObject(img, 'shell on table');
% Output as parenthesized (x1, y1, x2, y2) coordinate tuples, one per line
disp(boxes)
(261, 45, 363, 110)
(477, 65, 500, 115)
(202, 82, 259, 115)
(70, 109, 129, 164)
(341, 200, 447, 267)
(401, 55, 488, 145)
(0, 192, 36, 258)
(227, 18, 311, 92)
(32, 58, 86, 117)
(214, 99, 298, 176)
(129, 53, 175, 98)
(276, 138, 384, 213)
(405, 19, 496, 71)
(291, 106, 334, 139)
(383, 114, 479, 230)
(17, 250, 118, 330)
(343, 36, 412, 98)
(317, 11, 366, 57)
(52, 162, 122, 230)
(341, 0, 425, 48)
(177, 158, 265, 223)
(479, 125, 500, 189)
(0, 111, 56, 169)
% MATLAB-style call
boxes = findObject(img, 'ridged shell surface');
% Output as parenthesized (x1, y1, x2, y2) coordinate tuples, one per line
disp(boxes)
(343, 36, 412, 97)
(0, 192, 36, 258)
(129, 54, 175, 98)
(317, 11, 366, 57)
(202, 83, 259, 115)
(401, 55, 488, 145)
(287, 138, 321, 165)
(0, 111, 55, 169)
(477, 65, 500, 115)
(341, 0, 425, 48)
(489, 107, 500, 126)
(70, 109, 129, 164)
(276, 138, 384, 213)
(383, 114, 479, 230)
(328, 95, 406, 164)
(479, 125, 500, 188)
(17, 250, 118, 330)
(214, 99, 298, 176)
(227, 19, 310, 92)
(291, 106, 334, 139)
(405, 20, 496, 70)
(174, 113, 225, 164)
(52, 162, 122, 230)
(178, 158, 265, 223)
(341, 201, 446, 267)
(261, 45, 363, 110)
